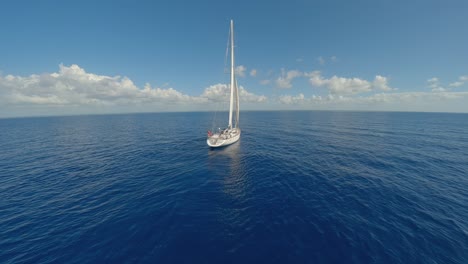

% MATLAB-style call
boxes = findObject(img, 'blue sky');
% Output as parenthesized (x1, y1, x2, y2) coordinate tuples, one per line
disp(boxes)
(1, 0, 468, 117)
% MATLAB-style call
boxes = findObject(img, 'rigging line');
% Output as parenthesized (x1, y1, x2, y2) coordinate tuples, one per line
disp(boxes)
(211, 24, 232, 132)
(212, 99, 227, 131)
(211, 89, 225, 131)
(211, 104, 217, 132)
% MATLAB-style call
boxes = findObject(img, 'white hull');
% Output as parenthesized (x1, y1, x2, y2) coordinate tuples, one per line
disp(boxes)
(207, 129, 241, 148)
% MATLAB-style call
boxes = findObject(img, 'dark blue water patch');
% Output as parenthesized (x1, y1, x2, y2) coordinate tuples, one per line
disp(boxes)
(0, 111, 467, 263)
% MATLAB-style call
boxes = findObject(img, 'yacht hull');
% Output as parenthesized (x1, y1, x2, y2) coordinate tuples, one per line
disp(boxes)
(207, 129, 241, 148)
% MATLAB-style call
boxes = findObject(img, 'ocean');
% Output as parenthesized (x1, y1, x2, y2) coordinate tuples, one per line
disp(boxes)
(0, 111, 467, 263)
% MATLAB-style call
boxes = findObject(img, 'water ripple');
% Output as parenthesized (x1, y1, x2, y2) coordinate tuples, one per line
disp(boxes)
(1, 112, 467, 263)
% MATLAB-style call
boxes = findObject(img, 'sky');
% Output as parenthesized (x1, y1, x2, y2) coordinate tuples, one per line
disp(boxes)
(1, 0, 468, 118)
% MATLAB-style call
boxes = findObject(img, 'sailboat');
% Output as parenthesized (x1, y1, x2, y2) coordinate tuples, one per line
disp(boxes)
(207, 20, 241, 148)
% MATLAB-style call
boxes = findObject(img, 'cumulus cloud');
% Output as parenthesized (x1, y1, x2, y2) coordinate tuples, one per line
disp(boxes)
(449, 75, 468, 87)
(278, 93, 306, 104)
(0, 64, 267, 113)
(200, 83, 229, 102)
(306, 71, 394, 95)
(357, 91, 468, 104)
(449, 81, 464, 87)
(235, 65, 246, 77)
(373, 75, 394, 91)
(141, 83, 201, 103)
(427, 77, 447, 92)
(0, 64, 204, 106)
(240, 87, 267, 103)
(276, 69, 302, 89)
(200, 83, 266, 103)
(2, 64, 467, 116)
(276, 91, 468, 106)
(307, 71, 370, 94)
(277, 93, 357, 105)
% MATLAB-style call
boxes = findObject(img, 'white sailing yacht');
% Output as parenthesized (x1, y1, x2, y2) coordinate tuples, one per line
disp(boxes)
(207, 20, 241, 148)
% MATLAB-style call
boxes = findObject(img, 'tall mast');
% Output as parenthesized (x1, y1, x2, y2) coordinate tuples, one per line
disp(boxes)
(228, 19, 235, 128)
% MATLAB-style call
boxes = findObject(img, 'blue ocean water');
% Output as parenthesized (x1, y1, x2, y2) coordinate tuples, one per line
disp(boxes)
(0, 111, 467, 263)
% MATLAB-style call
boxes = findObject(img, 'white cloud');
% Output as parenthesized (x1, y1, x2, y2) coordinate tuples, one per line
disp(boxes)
(275, 69, 302, 89)
(306, 71, 393, 95)
(141, 83, 201, 103)
(432, 87, 447, 92)
(11, 94, 68, 105)
(250, 69, 257, 77)
(330, 56, 337, 62)
(2, 64, 468, 116)
(449, 81, 463, 87)
(200, 83, 266, 103)
(296, 58, 303, 62)
(0, 64, 267, 114)
(359, 91, 468, 103)
(235, 65, 246, 77)
(449, 75, 468, 87)
(427, 77, 447, 92)
(277, 92, 468, 112)
(0, 64, 203, 107)
(239, 87, 267, 103)
(200, 83, 229, 102)
(278, 93, 305, 104)
(277, 93, 353, 105)
(373, 75, 395, 91)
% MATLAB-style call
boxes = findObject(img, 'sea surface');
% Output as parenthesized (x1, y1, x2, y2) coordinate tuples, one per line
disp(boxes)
(1, 111, 467, 263)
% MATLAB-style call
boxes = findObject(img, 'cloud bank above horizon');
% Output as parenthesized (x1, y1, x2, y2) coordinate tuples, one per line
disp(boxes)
(1, 64, 468, 117)
(0, 64, 267, 117)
